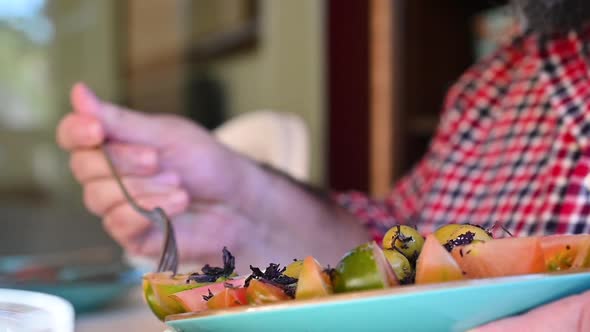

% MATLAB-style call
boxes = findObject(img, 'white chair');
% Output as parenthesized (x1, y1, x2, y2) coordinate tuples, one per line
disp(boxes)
(213, 110, 310, 181)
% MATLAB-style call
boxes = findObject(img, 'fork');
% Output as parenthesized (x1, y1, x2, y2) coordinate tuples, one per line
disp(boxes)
(101, 145, 179, 275)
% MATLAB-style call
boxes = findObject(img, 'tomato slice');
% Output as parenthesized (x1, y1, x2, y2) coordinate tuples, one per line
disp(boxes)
(540, 234, 590, 271)
(142, 272, 205, 320)
(169, 277, 246, 313)
(450, 236, 546, 279)
(295, 256, 332, 300)
(206, 287, 248, 310)
(246, 279, 290, 305)
(415, 235, 464, 284)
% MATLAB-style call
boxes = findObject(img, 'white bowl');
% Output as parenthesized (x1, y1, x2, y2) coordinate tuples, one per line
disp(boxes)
(0, 288, 74, 332)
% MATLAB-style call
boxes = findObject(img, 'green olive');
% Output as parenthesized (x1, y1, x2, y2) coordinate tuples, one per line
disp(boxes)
(382, 225, 425, 261)
(433, 224, 463, 245)
(382, 249, 413, 282)
(439, 224, 493, 251)
(449, 224, 492, 242)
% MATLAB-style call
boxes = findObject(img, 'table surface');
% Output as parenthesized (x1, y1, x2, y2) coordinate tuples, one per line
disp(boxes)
(75, 286, 166, 332)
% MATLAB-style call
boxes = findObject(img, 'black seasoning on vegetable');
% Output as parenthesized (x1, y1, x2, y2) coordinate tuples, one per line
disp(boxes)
(187, 247, 236, 283)
(245, 263, 298, 285)
(400, 270, 415, 285)
(245, 263, 298, 298)
(443, 231, 476, 252)
(392, 225, 413, 250)
(202, 289, 214, 301)
(224, 282, 238, 289)
(323, 266, 336, 284)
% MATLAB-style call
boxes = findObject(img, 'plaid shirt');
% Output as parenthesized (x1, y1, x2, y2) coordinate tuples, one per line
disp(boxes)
(335, 28, 590, 244)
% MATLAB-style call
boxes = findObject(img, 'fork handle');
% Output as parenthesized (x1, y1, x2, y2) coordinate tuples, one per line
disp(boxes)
(101, 145, 153, 217)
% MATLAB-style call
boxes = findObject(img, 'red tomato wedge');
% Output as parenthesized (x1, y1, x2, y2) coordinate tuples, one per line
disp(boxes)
(206, 287, 248, 310)
(169, 277, 246, 313)
(246, 279, 290, 305)
(451, 236, 546, 279)
(540, 234, 590, 271)
(295, 256, 333, 300)
(415, 235, 464, 284)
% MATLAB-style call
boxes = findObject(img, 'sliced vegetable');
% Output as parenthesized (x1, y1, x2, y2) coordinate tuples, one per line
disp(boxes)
(415, 235, 463, 284)
(332, 242, 398, 293)
(295, 256, 333, 300)
(142, 230, 590, 322)
(246, 279, 291, 304)
(142, 272, 204, 320)
(572, 238, 590, 269)
(540, 234, 590, 271)
(284, 259, 304, 279)
(451, 236, 545, 279)
(169, 277, 246, 313)
(206, 287, 248, 310)
(142, 274, 168, 321)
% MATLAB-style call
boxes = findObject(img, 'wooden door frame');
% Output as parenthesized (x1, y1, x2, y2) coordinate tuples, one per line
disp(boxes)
(326, 0, 370, 193)
(327, 0, 398, 197)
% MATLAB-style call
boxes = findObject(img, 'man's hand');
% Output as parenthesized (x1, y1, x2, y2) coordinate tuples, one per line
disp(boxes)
(56, 83, 368, 272)
(57, 83, 267, 269)
(471, 290, 590, 331)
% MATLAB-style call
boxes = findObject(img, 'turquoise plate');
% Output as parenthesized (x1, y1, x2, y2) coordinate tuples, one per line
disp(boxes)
(165, 269, 590, 332)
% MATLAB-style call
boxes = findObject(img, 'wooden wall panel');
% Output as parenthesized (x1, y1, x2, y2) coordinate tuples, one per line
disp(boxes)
(124, 0, 188, 114)
(369, 0, 396, 197)
(327, 0, 370, 192)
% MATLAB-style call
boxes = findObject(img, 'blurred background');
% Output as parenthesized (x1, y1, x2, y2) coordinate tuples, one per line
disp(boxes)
(0, 0, 518, 328)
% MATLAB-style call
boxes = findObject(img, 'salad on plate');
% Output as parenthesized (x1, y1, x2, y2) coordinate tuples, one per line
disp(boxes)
(141, 223, 590, 321)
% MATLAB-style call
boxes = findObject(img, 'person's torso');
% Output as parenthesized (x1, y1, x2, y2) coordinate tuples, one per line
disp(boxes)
(398, 32, 590, 237)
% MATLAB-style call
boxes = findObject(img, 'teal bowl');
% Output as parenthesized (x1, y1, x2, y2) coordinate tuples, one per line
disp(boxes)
(4, 267, 142, 313)
(0, 252, 143, 313)
(165, 269, 590, 332)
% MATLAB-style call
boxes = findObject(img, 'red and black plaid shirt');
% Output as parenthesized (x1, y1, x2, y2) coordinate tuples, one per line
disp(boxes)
(335, 27, 590, 244)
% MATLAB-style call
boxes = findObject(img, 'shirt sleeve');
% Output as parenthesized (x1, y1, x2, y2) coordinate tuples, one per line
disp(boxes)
(332, 157, 434, 243)
(331, 66, 470, 243)
(331, 37, 522, 243)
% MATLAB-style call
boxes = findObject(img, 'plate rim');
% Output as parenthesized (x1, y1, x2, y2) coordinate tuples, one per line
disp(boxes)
(165, 267, 590, 322)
